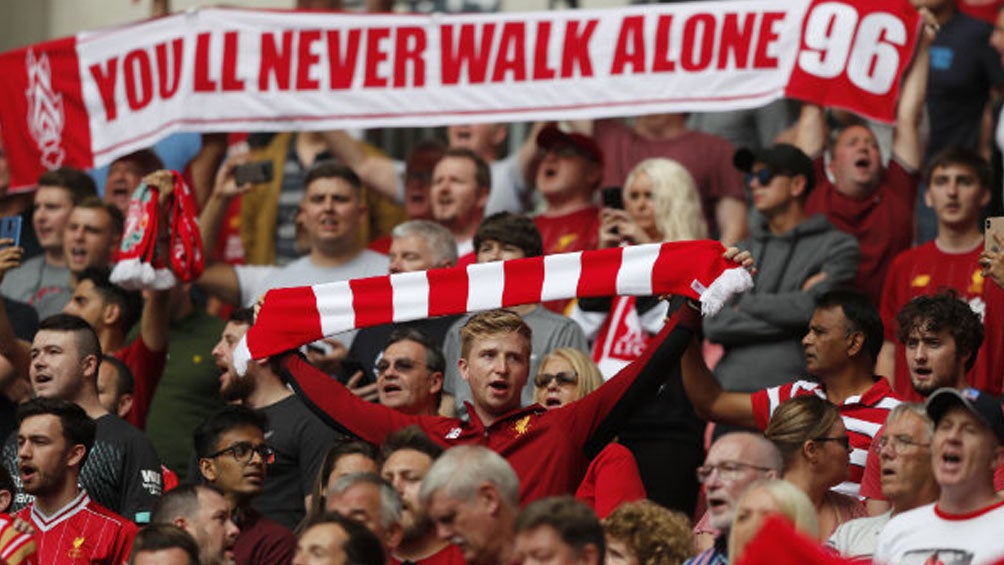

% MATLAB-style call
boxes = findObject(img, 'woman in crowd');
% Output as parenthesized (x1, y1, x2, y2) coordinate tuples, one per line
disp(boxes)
(603, 499, 693, 565)
(728, 479, 819, 562)
(763, 396, 865, 539)
(574, 157, 708, 377)
(299, 440, 379, 533)
(532, 348, 646, 517)
(570, 157, 707, 515)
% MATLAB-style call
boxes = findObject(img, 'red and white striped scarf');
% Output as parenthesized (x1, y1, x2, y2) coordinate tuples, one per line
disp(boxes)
(233, 240, 752, 374)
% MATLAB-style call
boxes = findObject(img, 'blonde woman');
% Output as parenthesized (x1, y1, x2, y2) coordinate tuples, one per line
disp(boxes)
(570, 158, 708, 515)
(728, 479, 820, 562)
(764, 396, 866, 539)
(533, 348, 646, 517)
(575, 158, 708, 378)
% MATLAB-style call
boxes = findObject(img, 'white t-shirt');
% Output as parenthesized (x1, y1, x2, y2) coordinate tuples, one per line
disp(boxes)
(827, 510, 890, 562)
(875, 500, 1004, 565)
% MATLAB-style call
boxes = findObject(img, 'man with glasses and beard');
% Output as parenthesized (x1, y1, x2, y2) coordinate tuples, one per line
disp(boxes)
(194, 406, 295, 565)
(208, 307, 341, 531)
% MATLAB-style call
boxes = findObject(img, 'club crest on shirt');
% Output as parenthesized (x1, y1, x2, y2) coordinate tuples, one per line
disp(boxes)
(67, 536, 85, 558)
(445, 427, 462, 440)
(513, 416, 531, 436)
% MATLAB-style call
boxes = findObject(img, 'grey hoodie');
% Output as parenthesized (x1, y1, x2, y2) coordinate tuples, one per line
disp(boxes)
(704, 213, 860, 392)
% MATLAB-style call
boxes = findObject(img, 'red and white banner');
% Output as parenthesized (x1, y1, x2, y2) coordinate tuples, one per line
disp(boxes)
(0, 0, 920, 191)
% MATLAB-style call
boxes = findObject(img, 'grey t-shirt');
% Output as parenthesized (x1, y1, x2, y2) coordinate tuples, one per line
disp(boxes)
(243, 251, 389, 350)
(442, 305, 588, 418)
(0, 255, 72, 319)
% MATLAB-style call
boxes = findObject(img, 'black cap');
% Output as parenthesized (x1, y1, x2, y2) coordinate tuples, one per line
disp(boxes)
(733, 144, 815, 193)
(926, 387, 1004, 445)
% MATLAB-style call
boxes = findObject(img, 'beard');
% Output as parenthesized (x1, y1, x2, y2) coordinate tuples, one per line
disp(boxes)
(401, 509, 435, 545)
(220, 374, 255, 403)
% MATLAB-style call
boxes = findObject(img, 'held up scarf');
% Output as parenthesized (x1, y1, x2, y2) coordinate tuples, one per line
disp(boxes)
(233, 239, 753, 375)
(110, 170, 204, 290)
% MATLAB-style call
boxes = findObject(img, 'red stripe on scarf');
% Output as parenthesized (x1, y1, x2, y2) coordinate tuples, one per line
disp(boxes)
(249, 286, 322, 355)
(427, 266, 469, 317)
(503, 256, 544, 305)
(578, 246, 623, 297)
(350, 275, 394, 328)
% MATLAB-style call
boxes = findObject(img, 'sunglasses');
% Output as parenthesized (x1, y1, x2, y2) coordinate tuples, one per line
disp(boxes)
(745, 168, 776, 186)
(375, 358, 425, 376)
(534, 371, 578, 388)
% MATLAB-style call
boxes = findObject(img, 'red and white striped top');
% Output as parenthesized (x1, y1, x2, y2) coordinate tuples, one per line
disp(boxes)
(751, 378, 903, 497)
(0, 513, 35, 565)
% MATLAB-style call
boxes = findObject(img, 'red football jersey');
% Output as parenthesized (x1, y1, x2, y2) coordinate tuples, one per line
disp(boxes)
(16, 492, 136, 565)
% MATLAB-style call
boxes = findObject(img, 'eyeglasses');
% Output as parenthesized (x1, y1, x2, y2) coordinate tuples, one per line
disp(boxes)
(375, 358, 426, 376)
(814, 436, 851, 450)
(878, 434, 930, 453)
(206, 442, 275, 465)
(695, 461, 773, 483)
(534, 371, 578, 388)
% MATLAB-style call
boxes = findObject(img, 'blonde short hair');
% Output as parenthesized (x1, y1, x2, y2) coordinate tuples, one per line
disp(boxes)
(533, 348, 604, 404)
(459, 309, 532, 360)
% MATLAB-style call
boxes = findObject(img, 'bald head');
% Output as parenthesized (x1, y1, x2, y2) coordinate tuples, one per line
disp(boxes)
(702, 432, 782, 531)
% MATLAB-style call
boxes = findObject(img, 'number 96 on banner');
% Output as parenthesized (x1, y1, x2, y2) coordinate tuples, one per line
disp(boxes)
(786, 0, 920, 122)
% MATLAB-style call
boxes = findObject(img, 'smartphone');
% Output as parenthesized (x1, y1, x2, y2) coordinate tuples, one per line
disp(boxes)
(234, 161, 274, 185)
(0, 216, 21, 248)
(986, 217, 1004, 253)
(601, 186, 624, 210)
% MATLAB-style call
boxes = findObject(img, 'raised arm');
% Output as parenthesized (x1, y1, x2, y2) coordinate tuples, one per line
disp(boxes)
(890, 9, 935, 171)
(795, 103, 827, 159)
(194, 155, 251, 306)
(322, 131, 402, 203)
(0, 243, 30, 390)
(679, 317, 757, 429)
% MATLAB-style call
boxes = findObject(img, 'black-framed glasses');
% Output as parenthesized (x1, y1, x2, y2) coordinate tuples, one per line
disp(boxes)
(206, 442, 275, 465)
(534, 371, 578, 388)
(695, 461, 773, 483)
(814, 436, 851, 450)
(878, 434, 930, 453)
(375, 358, 426, 376)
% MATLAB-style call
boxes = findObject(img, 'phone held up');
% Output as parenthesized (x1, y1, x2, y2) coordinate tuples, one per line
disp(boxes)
(986, 217, 1004, 253)
(234, 161, 274, 185)
(600, 186, 624, 210)
(0, 216, 22, 249)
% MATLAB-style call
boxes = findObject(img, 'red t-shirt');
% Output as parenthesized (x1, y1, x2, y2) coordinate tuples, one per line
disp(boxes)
(879, 241, 1004, 399)
(593, 120, 745, 237)
(534, 206, 601, 313)
(112, 336, 167, 430)
(574, 443, 647, 518)
(751, 378, 902, 497)
(16, 492, 136, 565)
(805, 158, 918, 305)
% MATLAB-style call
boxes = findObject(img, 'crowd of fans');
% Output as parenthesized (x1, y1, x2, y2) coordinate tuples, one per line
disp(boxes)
(0, 0, 1003, 563)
